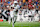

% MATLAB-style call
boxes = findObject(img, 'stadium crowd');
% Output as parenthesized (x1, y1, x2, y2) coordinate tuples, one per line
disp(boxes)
(0, 0, 40, 21)
(0, 0, 40, 9)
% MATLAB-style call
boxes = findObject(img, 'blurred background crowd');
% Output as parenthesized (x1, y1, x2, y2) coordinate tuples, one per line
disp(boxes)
(0, 0, 40, 9)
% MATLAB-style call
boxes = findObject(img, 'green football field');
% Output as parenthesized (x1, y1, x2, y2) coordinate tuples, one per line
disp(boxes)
(0, 21, 40, 27)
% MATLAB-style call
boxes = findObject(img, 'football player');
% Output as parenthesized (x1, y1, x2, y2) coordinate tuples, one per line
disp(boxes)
(9, 1, 20, 27)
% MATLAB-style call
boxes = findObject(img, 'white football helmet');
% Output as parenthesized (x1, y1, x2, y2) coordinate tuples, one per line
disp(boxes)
(14, 1, 18, 4)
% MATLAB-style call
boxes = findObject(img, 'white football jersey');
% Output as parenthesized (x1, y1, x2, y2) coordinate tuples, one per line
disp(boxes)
(27, 10, 32, 15)
(12, 4, 20, 9)
(10, 3, 20, 17)
(31, 9, 35, 15)
(10, 9, 18, 18)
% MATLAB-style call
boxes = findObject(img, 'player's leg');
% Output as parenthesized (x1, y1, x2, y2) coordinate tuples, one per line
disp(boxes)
(32, 16, 35, 22)
(12, 17, 14, 27)
(31, 16, 34, 22)
(13, 11, 18, 23)
(12, 16, 17, 24)
(10, 11, 13, 24)
(14, 16, 17, 23)
(12, 16, 17, 27)
(8, 16, 11, 24)
(28, 15, 31, 22)
(28, 17, 31, 22)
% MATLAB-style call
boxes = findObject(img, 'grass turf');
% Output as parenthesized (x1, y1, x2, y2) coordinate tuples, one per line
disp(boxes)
(0, 22, 40, 27)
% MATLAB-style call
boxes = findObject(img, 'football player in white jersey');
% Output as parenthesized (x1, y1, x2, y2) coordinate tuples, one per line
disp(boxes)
(27, 9, 32, 22)
(31, 9, 36, 22)
(9, 1, 20, 27)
